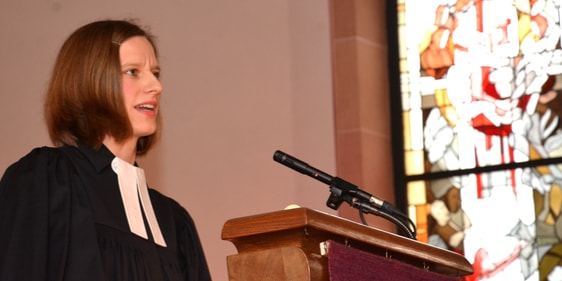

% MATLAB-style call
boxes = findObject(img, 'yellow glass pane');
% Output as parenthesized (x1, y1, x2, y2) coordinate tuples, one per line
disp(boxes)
(407, 180, 427, 205)
(404, 150, 424, 175)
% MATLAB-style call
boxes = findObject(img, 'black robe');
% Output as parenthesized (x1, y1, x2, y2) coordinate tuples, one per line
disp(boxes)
(0, 144, 212, 281)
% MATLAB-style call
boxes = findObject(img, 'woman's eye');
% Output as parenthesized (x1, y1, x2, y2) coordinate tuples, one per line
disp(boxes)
(125, 69, 138, 76)
(153, 72, 161, 79)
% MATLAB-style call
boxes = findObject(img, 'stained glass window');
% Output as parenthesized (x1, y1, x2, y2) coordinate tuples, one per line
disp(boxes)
(390, 0, 562, 280)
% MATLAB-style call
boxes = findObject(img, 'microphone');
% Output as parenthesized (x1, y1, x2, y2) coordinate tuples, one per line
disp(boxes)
(273, 150, 332, 185)
(273, 150, 417, 240)
(273, 150, 387, 210)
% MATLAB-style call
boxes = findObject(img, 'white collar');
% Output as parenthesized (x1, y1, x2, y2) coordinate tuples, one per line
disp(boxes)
(111, 157, 167, 247)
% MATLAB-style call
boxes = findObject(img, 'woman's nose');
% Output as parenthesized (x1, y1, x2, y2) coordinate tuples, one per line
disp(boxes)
(145, 73, 163, 95)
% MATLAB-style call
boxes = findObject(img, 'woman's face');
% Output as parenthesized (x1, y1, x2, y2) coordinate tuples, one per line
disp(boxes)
(119, 36, 162, 139)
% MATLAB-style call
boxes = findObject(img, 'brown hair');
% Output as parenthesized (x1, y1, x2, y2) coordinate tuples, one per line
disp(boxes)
(44, 19, 161, 156)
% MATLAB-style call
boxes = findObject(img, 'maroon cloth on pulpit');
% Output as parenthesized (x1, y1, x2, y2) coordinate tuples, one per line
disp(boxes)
(327, 240, 461, 281)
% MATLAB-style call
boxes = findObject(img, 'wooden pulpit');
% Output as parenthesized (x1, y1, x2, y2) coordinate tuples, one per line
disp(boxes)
(221, 208, 473, 281)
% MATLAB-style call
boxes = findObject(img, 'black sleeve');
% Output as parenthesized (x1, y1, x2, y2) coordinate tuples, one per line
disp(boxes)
(173, 202, 213, 281)
(0, 147, 103, 281)
(0, 148, 68, 280)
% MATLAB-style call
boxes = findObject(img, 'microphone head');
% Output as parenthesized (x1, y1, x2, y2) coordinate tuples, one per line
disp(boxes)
(273, 150, 286, 163)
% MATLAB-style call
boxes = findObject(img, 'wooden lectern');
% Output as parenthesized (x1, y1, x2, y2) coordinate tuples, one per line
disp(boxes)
(221, 208, 473, 281)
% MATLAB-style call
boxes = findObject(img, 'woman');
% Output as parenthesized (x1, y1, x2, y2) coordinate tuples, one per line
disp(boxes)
(0, 20, 212, 281)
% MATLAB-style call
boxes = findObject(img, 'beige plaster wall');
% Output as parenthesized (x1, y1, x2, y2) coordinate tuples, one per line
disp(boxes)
(0, 1, 336, 280)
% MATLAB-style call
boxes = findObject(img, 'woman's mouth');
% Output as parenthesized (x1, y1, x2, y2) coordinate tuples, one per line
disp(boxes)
(134, 104, 156, 111)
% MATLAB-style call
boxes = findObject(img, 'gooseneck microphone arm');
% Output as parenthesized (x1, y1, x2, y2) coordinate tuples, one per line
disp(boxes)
(273, 150, 416, 240)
